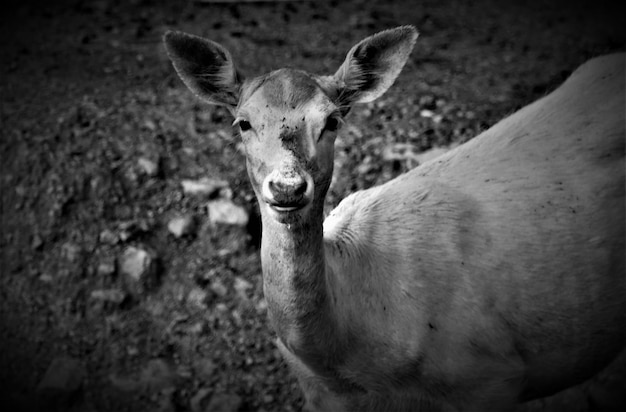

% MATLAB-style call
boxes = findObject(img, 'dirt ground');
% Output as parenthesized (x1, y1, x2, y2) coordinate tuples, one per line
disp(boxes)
(1, 0, 624, 411)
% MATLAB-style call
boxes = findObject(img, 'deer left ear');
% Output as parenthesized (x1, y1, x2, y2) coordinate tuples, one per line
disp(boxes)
(332, 26, 418, 106)
(163, 31, 243, 110)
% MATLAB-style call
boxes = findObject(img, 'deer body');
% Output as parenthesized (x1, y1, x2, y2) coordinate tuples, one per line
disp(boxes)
(165, 27, 625, 411)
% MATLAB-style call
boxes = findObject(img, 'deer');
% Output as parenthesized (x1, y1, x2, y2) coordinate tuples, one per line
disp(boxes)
(163, 26, 626, 411)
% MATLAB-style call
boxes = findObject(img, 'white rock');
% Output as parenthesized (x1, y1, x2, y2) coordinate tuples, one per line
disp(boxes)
(90, 289, 126, 304)
(39, 274, 54, 283)
(167, 215, 195, 238)
(181, 177, 228, 196)
(97, 261, 116, 277)
(210, 278, 228, 297)
(31, 233, 43, 250)
(119, 246, 158, 293)
(99, 229, 119, 245)
(419, 109, 435, 118)
(137, 157, 159, 176)
(139, 358, 177, 392)
(190, 388, 212, 412)
(255, 298, 268, 314)
(206, 198, 249, 227)
(233, 276, 253, 299)
(61, 242, 82, 263)
(206, 394, 242, 412)
(186, 288, 208, 309)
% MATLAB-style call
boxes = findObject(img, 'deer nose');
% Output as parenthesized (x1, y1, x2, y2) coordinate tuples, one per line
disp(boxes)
(262, 169, 314, 210)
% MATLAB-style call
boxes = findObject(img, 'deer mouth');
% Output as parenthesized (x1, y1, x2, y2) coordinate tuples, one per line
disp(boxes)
(267, 200, 308, 213)
(271, 204, 303, 212)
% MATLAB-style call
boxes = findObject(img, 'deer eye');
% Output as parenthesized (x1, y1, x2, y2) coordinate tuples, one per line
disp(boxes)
(324, 116, 341, 132)
(238, 120, 252, 132)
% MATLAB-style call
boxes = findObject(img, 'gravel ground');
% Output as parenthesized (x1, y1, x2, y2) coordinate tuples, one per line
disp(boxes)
(1, 0, 624, 411)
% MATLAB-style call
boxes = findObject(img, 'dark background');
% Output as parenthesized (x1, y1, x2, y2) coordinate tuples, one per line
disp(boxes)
(1, 0, 625, 411)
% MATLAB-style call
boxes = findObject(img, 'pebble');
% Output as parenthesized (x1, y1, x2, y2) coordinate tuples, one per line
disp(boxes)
(139, 358, 177, 392)
(167, 215, 195, 238)
(193, 358, 216, 380)
(137, 157, 159, 177)
(233, 277, 253, 300)
(206, 198, 249, 227)
(31, 233, 44, 250)
(39, 273, 54, 283)
(419, 109, 435, 118)
(255, 298, 268, 314)
(190, 388, 212, 412)
(205, 394, 242, 412)
(96, 260, 116, 277)
(61, 242, 82, 263)
(99, 229, 119, 245)
(186, 287, 208, 309)
(37, 356, 85, 409)
(181, 177, 228, 197)
(119, 246, 159, 294)
(90, 288, 126, 304)
(209, 278, 228, 298)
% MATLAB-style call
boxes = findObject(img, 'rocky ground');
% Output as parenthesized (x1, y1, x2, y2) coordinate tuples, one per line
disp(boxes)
(1, 0, 624, 411)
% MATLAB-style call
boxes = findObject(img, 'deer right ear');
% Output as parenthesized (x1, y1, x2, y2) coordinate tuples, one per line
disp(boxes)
(163, 31, 242, 109)
(332, 26, 418, 106)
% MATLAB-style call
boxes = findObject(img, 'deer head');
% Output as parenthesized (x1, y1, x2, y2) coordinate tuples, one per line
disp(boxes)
(164, 27, 418, 226)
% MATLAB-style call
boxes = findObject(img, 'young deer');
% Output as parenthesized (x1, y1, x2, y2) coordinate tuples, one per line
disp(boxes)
(164, 27, 626, 411)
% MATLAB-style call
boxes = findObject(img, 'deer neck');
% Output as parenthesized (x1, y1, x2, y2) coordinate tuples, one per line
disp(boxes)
(260, 204, 341, 372)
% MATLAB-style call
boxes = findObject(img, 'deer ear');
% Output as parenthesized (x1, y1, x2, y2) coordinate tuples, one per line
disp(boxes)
(332, 26, 418, 106)
(163, 31, 242, 109)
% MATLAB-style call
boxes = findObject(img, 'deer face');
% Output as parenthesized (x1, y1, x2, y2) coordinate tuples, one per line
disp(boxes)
(235, 69, 341, 223)
(164, 27, 418, 225)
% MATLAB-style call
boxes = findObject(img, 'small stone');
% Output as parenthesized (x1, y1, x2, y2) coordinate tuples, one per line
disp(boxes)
(37, 357, 85, 409)
(206, 394, 242, 412)
(187, 322, 205, 335)
(215, 303, 228, 313)
(167, 215, 195, 238)
(206, 198, 249, 227)
(193, 358, 216, 381)
(15, 184, 26, 197)
(233, 277, 253, 299)
(97, 260, 116, 277)
(119, 246, 159, 294)
(118, 230, 132, 242)
(186, 287, 208, 309)
(210, 279, 228, 298)
(190, 388, 212, 412)
(90, 289, 126, 304)
(181, 177, 228, 197)
(140, 359, 177, 392)
(419, 109, 435, 118)
(99, 229, 119, 245)
(31, 234, 44, 251)
(61, 242, 82, 263)
(39, 273, 54, 283)
(255, 298, 268, 314)
(138, 157, 159, 177)
(143, 119, 157, 131)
